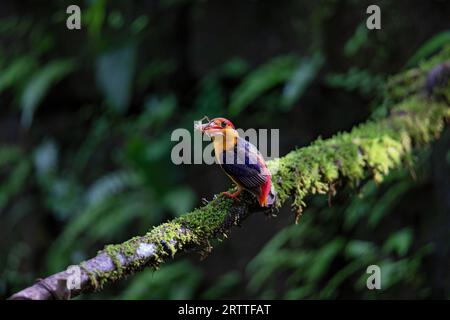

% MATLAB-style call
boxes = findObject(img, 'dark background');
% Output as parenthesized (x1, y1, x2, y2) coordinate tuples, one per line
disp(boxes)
(0, 0, 449, 299)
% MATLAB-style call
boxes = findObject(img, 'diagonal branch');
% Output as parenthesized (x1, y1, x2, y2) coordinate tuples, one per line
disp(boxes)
(9, 51, 450, 300)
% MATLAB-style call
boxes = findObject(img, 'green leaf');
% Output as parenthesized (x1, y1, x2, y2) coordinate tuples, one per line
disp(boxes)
(0, 56, 37, 93)
(195, 76, 225, 115)
(20, 59, 74, 127)
(87, 191, 156, 240)
(367, 180, 411, 228)
(34, 139, 58, 180)
(85, 0, 106, 41)
(163, 186, 196, 217)
(142, 95, 177, 128)
(221, 57, 249, 78)
(96, 44, 136, 113)
(324, 68, 384, 97)
(108, 11, 124, 29)
(130, 15, 149, 34)
(319, 261, 362, 299)
(382, 228, 413, 257)
(0, 145, 22, 166)
(305, 238, 344, 282)
(345, 240, 376, 258)
(281, 53, 324, 110)
(0, 148, 31, 211)
(120, 260, 202, 299)
(85, 170, 139, 206)
(201, 271, 241, 299)
(285, 285, 314, 300)
(344, 23, 369, 57)
(406, 31, 450, 68)
(137, 59, 176, 90)
(228, 55, 300, 115)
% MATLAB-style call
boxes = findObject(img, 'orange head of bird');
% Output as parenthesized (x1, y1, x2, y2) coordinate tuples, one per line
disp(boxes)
(198, 117, 235, 137)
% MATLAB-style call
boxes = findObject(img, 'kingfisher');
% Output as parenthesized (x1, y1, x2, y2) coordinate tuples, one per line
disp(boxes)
(196, 117, 276, 207)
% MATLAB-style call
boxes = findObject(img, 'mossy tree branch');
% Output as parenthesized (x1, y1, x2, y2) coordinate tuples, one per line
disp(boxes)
(9, 49, 450, 300)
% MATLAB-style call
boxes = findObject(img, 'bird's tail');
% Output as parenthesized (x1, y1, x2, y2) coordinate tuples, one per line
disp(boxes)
(259, 182, 277, 207)
(266, 184, 277, 207)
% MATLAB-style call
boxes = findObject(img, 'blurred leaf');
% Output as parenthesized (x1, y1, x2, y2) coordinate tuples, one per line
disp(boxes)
(20, 59, 74, 127)
(86, 191, 156, 241)
(0, 16, 19, 33)
(34, 139, 58, 179)
(85, 170, 139, 206)
(221, 57, 249, 78)
(345, 240, 376, 259)
(343, 181, 376, 230)
(30, 26, 54, 56)
(74, 116, 110, 172)
(163, 186, 195, 216)
(364, 259, 398, 290)
(201, 271, 241, 299)
(0, 146, 31, 212)
(130, 15, 149, 34)
(123, 133, 175, 194)
(96, 44, 136, 113)
(141, 95, 177, 129)
(285, 285, 314, 300)
(0, 56, 37, 93)
(120, 260, 202, 299)
(406, 31, 450, 68)
(85, 0, 106, 40)
(108, 11, 124, 29)
(305, 238, 344, 282)
(247, 249, 297, 292)
(33, 140, 78, 221)
(0, 243, 33, 294)
(281, 53, 324, 110)
(246, 222, 314, 292)
(195, 76, 225, 115)
(45, 177, 81, 221)
(0, 145, 22, 166)
(319, 261, 361, 299)
(367, 180, 411, 228)
(344, 23, 369, 57)
(229, 55, 300, 115)
(325, 67, 384, 97)
(137, 59, 176, 90)
(382, 228, 413, 257)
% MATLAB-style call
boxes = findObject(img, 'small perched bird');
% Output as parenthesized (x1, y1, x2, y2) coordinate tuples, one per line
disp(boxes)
(196, 117, 276, 207)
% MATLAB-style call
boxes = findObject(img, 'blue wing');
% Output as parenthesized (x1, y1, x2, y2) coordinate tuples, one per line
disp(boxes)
(219, 137, 268, 190)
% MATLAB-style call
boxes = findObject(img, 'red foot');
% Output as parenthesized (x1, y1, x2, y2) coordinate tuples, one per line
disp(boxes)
(222, 189, 242, 201)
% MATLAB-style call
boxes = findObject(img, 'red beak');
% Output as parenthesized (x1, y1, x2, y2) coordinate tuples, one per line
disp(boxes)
(200, 121, 221, 132)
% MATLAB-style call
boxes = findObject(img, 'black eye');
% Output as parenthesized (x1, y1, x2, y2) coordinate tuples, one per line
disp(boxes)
(221, 121, 227, 128)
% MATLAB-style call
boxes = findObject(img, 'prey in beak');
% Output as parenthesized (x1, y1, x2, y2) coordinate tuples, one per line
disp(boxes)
(194, 116, 225, 137)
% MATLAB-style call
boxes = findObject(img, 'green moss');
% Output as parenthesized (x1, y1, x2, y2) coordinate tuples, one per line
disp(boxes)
(79, 261, 99, 291)
(79, 47, 449, 290)
(103, 244, 125, 278)
(266, 92, 448, 218)
(385, 44, 450, 104)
